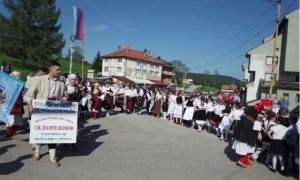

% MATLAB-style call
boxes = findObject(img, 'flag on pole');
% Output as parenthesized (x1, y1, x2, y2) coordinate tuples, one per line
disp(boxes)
(73, 6, 84, 41)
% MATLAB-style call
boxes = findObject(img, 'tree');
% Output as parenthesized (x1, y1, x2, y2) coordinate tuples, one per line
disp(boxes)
(213, 69, 219, 75)
(170, 60, 189, 72)
(65, 45, 83, 62)
(92, 51, 102, 72)
(204, 69, 210, 75)
(0, 0, 65, 66)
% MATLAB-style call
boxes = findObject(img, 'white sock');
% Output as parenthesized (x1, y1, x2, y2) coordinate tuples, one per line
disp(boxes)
(49, 149, 57, 161)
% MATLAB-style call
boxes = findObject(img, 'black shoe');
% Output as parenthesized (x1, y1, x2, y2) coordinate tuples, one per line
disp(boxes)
(269, 168, 276, 173)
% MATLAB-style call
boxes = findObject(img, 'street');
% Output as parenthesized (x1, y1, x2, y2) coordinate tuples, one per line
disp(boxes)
(0, 111, 297, 180)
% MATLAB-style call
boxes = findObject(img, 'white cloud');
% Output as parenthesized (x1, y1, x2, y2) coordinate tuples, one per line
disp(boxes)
(88, 25, 109, 32)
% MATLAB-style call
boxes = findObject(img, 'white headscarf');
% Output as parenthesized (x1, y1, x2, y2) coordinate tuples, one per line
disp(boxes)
(66, 73, 77, 85)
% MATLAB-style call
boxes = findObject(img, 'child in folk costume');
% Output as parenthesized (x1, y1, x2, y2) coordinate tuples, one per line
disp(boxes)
(91, 82, 101, 119)
(232, 106, 262, 168)
(131, 85, 138, 113)
(209, 99, 225, 131)
(182, 96, 195, 128)
(267, 116, 289, 173)
(135, 86, 145, 114)
(161, 92, 169, 119)
(5, 71, 24, 137)
(167, 91, 177, 122)
(206, 97, 215, 131)
(152, 89, 162, 117)
(218, 106, 231, 141)
(145, 88, 152, 115)
(194, 96, 208, 132)
(174, 91, 183, 124)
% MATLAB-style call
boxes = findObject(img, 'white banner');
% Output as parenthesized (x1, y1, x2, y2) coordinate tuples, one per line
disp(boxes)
(29, 99, 78, 144)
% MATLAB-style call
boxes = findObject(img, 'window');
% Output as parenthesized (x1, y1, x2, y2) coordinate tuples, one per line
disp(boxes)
(137, 62, 142, 66)
(149, 71, 154, 76)
(118, 58, 122, 63)
(117, 67, 122, 72)
(154, 72, 159, 77)
(150, 64, 154, 68)
(283, 93, 289, 98)
(142, 70, 147, 75)
(266, 56, 278, 65)
(104, 67, 109, 72)
(264, 73, 271, 81)
(135, 69, 141, 75)
(297, 94, 299, 102)
(264, 73, 276, 81)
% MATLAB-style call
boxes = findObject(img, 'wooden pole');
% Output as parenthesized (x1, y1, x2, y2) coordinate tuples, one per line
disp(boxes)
(269, 0, 281, 98)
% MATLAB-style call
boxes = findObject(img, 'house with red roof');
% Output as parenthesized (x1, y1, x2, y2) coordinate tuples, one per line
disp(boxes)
(102, 46, 174, 86)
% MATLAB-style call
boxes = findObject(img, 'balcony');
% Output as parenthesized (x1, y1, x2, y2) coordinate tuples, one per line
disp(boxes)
(260, 80, 299, 90)
(162, 71, 174, 76)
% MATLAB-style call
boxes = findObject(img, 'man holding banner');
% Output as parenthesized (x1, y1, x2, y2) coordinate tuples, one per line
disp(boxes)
(24, 61, 65, 167)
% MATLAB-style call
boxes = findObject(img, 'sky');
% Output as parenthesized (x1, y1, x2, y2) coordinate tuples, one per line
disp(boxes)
(0, 0, 299, 79)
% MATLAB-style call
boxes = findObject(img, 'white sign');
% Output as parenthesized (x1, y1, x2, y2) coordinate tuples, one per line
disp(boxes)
(87, 69, 94, 79)
(29, 99, 78, 144)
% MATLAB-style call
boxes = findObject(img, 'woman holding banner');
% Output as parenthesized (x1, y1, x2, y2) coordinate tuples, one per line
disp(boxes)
(5, 71, 24, 137)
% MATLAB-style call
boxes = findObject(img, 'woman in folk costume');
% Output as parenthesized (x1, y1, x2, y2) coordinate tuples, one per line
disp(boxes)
(174, 91, 183, 124)
(210, 99, 225, 130)
(125, 84, 133, 114)
(78, 81, 89, 120)
(206, 97, 215, 132)
(5, 71, 24, 137)
(152, 89, 162, 117)
(63, 73, 81, 151)
(131, 85, 138, 113)
(194, 95, 208, 132)
(91, 82, 101, 119)
(183, 95, 195, 128)
(228, 102, 244, 133)
(115, 83, 125, 113)
(104, 84, 115, 117)
(167, 91, 177, 122)
(161, 91, 169, 120)
(232, 106, 263, 168)
(218, 106, 232, 141)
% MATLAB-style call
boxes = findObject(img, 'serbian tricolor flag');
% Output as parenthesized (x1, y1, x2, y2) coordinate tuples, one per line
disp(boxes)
(73, 6, 84, 41)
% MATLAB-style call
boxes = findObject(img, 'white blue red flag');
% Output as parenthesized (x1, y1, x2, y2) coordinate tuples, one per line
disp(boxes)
(73, 6, 84, 41)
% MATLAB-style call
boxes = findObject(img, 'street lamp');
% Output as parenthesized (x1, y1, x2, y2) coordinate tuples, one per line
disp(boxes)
(69, 35, 76, 73)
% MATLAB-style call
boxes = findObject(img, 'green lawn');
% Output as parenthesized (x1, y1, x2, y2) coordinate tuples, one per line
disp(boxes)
(0, 54, 92, 81)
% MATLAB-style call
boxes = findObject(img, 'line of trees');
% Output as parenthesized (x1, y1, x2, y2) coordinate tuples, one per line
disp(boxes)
(0, 0, 65, 66)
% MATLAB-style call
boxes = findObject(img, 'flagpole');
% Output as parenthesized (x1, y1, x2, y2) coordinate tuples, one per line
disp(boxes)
(82, 39, 84, 80)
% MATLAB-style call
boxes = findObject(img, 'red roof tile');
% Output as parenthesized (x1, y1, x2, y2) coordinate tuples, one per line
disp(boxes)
(103, 48, 164, 64)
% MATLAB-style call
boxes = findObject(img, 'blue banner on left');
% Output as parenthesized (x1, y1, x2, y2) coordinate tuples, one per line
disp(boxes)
(0, 71, 24, 125)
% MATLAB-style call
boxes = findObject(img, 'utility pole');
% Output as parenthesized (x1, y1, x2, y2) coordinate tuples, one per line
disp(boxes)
(69, 35, 75, 73)
(269, 0, 281, 98)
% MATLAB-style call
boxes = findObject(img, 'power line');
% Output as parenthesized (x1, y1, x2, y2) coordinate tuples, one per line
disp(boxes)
(195, 0, 298, 69)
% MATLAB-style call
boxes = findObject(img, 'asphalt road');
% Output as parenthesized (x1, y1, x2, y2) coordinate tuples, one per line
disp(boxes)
(0, 111, 298, 180)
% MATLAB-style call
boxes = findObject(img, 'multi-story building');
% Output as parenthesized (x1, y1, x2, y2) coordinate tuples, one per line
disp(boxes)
(102, 47, 174, 85)
(243, 9, 299, 112)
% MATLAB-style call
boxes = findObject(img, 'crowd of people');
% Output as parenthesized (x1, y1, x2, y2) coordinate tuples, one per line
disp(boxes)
(1, 61, 299, 177)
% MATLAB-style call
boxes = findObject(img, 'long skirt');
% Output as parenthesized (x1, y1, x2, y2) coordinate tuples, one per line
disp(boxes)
(91, 96, 100, 111)
(115, 95, 124, 108)
(126, 96, 133, 111)
(183, 107, 194, 121)
(162, 102, 168, 112)
(174, 104, 183, 118)
(167, 102, 175, 114)
(232, 140, 256, 156)
(152, 101, 161, 115)
(193, 109, 207, 120)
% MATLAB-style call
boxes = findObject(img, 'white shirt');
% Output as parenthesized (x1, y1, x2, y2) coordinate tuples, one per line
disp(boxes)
(118, 88, 125, 95)
(146, 91, 151, 101)
(132, 89, 138, 97)
(138, 89, 144, 97)
(155, 93, 161, 101)
(125, 88, 133, 97)
(206, 102, 215, 112)
(270, 124, 288, 140)
(214, 104, 225, 116)
(47, 75, 59, 99)
(230, 108, 244, 121)
(169, 95, 177, 104)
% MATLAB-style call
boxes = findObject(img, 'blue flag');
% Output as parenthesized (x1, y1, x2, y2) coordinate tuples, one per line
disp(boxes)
(0, 71, 24, 125)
